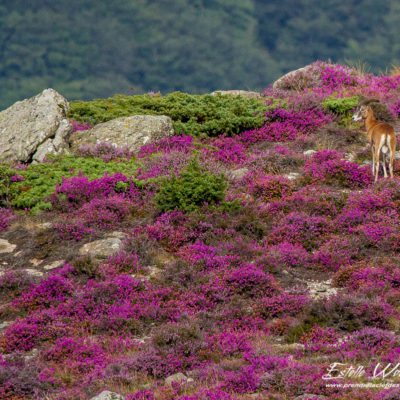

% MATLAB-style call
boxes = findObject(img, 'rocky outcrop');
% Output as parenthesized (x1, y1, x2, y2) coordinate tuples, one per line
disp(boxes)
(211, 90, 263, 99)
(0, 89, 72, 162)
(69, 115, 174, 153)
(273, 65, 320, 90)
(33, 119, 72, 162)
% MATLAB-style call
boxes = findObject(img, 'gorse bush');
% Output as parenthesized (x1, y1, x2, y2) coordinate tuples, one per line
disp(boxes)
(156, 158, 226, 212)
(69, 92, 269, 137)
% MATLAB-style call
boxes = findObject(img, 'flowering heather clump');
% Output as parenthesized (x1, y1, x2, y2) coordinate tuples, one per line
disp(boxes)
(299, 324, 337, 349)
(13, 274, 74, 310)
(0, 207, 15, 231)
(70, 120, 92, 132)
(136, 150, 192, 179)
(2, 320, 39, 352)
(76, 142, 135, 161)
(225, 264, 280, 298)
(269, 185, 344, 217)
(202, 136, 247, 165)
(138, 135, 196, 158)
(320, 64, 359, 90)
(258, 292, 309, 318)
(0, 270, 35, 298)
(241, 105, 331, 144)
(260, 241, 311, 269)
(77, 195, 131, 229)
(312, 235, 362, 271)
(207, 330, 252, 357)
(247, 173, 294, 202)
(51, 172, 129, 211)
(268, 211, 331, 250)
(55, 219, 95, 241)
(303, 150, 373, 188)
(221, 366, 261, 394)
(341, 327, 397, 356)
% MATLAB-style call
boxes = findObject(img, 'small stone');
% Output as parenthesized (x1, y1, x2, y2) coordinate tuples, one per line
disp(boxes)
(230, 167, 249, 180)
(165, 372, 189, 385)
(30, 258, 43, 267)
(24, 268, 44, 277)
(0, 321, 12, 330)
(285, 172, 300, 180)
(108, 231, 127, 239)
(37, 222, 53, 229)
(24, 348, 39, 361)
(303, 150, 316, 157)
(345, 152, 356, 162)
(134, 336, 151, 344)
(79, 237, 123, 258)
(149, 266, 161, 277)
(295, 395, 327, 400)
(90, 391, 126, 400)
(395, 150, 400, 160)
(0, 239, 16, 253)
(43, 260, 64, 270)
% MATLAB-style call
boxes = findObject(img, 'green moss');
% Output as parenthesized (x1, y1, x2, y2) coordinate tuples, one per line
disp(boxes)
(69, 92, 270, 137)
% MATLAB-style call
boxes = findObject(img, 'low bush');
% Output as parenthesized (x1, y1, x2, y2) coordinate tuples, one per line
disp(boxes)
(322, 96, 359, 116)
(69, 92, 269, 137)
(156, 159, 226, 213)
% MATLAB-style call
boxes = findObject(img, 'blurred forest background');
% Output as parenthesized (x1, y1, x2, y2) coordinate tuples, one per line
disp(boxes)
(1, 0, 400, 109)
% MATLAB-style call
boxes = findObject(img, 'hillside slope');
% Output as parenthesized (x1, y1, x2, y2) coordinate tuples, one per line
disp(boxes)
(1, 62, 400, 399)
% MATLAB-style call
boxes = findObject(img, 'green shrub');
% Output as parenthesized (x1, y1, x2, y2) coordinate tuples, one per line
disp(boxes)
(156, 159, 226, 212)
(7, 155, 137, 214)
(69, 92, 269, 137)
(322, 96, 359, 115)
(322, 95, 359, 125)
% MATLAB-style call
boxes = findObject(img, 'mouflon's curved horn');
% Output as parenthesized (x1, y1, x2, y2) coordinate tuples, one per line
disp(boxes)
(358, 97, 380, 106)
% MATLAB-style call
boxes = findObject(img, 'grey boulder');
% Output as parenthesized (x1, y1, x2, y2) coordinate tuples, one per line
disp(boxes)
(69, 115, 174, 153)
(0, 88, 72, 162)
